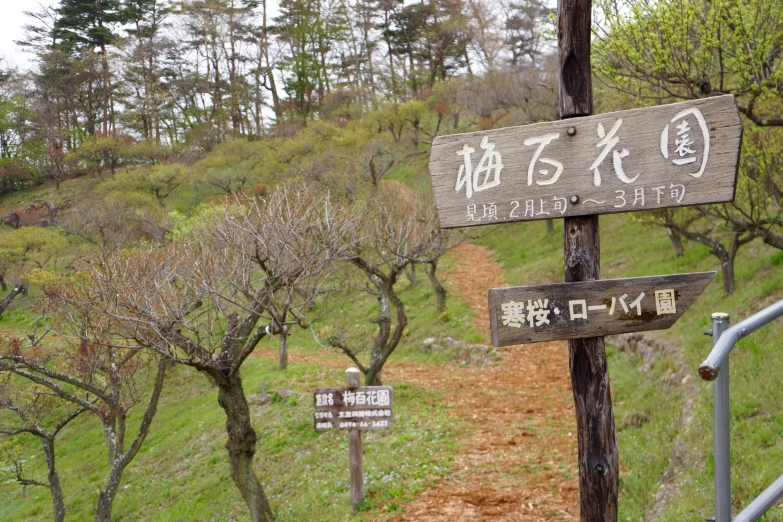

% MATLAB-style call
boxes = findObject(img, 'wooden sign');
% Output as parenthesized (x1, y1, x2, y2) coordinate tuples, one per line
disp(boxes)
(429, 96, 742, 228)
(488, 272, 715, 346)
(313, 385, 394, 431)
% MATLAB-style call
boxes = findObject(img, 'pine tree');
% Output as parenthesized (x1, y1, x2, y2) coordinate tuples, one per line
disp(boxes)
(55, 0, 129, 135)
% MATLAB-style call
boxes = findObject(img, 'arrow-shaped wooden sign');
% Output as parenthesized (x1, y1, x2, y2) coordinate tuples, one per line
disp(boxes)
(488, 272, 715, 346)
(429, 95, 742, 229)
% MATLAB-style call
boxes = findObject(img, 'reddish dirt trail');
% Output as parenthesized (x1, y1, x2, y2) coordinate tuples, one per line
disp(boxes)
(385, 244, 579, 521)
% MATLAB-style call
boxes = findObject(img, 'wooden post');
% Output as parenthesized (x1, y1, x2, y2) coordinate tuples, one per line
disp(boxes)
(558, 0, 619, 520)
(345, 367, 364, 511)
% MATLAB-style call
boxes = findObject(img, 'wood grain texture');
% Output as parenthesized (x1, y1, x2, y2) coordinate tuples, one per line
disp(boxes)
(558, 0, 593, 117)
(558, 2, 616, 518)
(429, 95, 742, 229)
(349, 429, 364, 510)
(488, 272, 715, 346)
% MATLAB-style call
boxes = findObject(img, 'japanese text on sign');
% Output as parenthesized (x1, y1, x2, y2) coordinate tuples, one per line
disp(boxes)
(500, 289, 676, 329)
(313, 385, 394, 432)
(487, 272, 715, 346)
(429, 96, 742, 228)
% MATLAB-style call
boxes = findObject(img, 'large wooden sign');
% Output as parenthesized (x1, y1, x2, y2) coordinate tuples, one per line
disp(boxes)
(313, 385, 394, 431)
(488, 272, 715, 346)
(429, 95, 742, 228)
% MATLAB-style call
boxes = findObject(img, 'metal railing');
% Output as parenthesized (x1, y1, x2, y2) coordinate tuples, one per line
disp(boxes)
(700, 299, 783, 522)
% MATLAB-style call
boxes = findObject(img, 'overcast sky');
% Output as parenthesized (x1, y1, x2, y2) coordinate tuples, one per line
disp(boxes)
(0, 0, 57, 69)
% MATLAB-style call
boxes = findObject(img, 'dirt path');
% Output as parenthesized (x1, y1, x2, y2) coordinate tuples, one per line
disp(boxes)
(385, 244, 579, 521)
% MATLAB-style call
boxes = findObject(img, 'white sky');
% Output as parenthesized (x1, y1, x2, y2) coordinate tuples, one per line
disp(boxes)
(0, 0, 58, 69)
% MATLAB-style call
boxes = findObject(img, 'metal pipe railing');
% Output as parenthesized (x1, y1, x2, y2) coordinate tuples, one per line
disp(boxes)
(733, 475, 783, 522)
(699, 299, 783, 381)
(710, 313, 732, 522)
(701, 298, 783, 522)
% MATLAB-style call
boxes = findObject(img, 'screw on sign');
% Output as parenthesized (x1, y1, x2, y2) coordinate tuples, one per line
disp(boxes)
(425, 2, 741, 519)
(313, 368, 394, 511)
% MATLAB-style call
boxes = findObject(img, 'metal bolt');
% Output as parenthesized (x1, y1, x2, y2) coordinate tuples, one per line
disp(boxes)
(567, 127, 577, 136)
(703, 329, 713, 336)
(569, 195, 580, 204)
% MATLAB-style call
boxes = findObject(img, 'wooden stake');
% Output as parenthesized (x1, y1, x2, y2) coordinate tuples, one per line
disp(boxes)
(345, 368, 364, 511)
(558, 0, 619, 519)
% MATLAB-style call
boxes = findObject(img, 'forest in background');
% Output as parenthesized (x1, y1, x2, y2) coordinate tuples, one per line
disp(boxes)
(0, 0, 782, 520)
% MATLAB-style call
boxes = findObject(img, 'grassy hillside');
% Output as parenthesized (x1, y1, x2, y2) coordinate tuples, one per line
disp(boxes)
(0, 251, 482, 521)
(0, 134, 782, 521)
(478, 216, 783, 521)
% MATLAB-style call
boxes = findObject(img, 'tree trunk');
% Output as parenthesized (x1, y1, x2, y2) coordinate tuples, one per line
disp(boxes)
(278, 329, 288, 371)
(101, 44, 110, 136)
(667, 227, 684, 257)
(404, 263, 418, 286)
(0, 285, 25, 316)
(42, 439, 66, 522)
(425, 262, 447, 315)
(720, 251, 736, 296)
(96, 359, 168, 522)
(217, 376, 275, 522)
(95, 460, 123, 522)
(547, 219, 555, 236)
(364, 367, 382, 386)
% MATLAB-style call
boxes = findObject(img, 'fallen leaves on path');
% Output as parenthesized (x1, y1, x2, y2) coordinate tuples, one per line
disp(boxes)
(385, 243, 579, 521)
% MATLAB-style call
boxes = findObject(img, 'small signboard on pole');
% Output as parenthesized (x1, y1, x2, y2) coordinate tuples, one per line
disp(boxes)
(313, 368, 393, 511)
(313, 385, 394, 431)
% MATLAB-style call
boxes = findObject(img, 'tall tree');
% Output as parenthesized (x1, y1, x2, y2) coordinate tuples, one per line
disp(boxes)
(275, 0, 331, 118)
(55, 0, 129, 135)
(123, 0, 173, 143)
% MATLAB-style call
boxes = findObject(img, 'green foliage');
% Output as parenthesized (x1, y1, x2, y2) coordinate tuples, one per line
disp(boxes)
(98, 163, 188, 205)
(66, 136, 128, 176)
(595, 0, 783, 104)
(0, 227, 67, 277)
(191, 138, 276, 197)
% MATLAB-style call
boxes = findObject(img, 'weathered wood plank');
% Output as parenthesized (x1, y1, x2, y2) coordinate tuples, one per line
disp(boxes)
(429, 95, 742, 228)
(313, 386, 394, 431)
(488, 272, 715, 346)
(349, 429, 363, 510)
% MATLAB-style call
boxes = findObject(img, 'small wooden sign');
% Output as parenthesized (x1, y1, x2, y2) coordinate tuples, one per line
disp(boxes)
(429, 96, 742, 228)
(488, 272, 715, 346)
(313, 386, 394, 432)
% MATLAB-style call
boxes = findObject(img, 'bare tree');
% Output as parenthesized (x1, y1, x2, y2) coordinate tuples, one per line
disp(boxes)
(51, 185, 356, 522)
(0, 318, 169, 522)
(643, 207, 754, 295)
(329, 184, 461, 385)
(340, 138, 398, 187)
(0, 330, 87, 522)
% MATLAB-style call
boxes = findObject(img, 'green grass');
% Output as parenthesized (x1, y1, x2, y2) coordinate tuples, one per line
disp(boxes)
(477, 214, 783, 520)
(0, 241, 481, 521)
(0, 350, 464, 521)
(2, 139, 783, 520)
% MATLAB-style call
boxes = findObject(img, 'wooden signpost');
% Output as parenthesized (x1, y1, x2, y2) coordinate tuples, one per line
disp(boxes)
(429, 95, 742, 229)
(313, 368, 394, 511)
(489, 272, 715, 346)
(424, 1, 742, 519)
